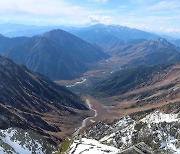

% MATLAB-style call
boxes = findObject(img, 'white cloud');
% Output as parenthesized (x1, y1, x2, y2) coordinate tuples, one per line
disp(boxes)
(0, 0, 86, 16)
(88, 0, 108, 4)
(159, 27, 180, 33)
(144, 0, 180, 12)
(0, 0, 113, 25)
(0, 0, 179, 37)
(88, 15, 112, 24)
(0, 0, 93, 25)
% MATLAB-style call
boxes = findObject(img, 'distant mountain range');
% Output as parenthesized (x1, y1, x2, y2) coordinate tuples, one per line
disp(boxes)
(70, 24, 158, 51)
(0, 23, 164, 52)
(0, 55, 88, 143)
(0, 29, 108, 80)
(0, 25, 180, 81)
(0, 34, 28, 54)
(111, 38, 180, 67)
(0, 23, 61, 37)
(1, 23, 179, 50)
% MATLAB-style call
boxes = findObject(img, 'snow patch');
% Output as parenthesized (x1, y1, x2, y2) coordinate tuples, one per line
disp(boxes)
(68, 138, 120, 154)
(0, 128, 55, 154)
(141, 111, 179, 124)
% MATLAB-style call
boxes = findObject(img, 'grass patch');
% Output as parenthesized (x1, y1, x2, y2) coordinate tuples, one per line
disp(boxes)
(55, 139, 72, 154)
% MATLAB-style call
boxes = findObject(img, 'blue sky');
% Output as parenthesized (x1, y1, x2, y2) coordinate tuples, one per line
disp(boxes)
(0, 0, 179, 37)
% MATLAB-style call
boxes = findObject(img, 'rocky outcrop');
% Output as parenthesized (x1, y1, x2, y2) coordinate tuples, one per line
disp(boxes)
(84, 111, 180, 153)
(120, 142, 153, 154)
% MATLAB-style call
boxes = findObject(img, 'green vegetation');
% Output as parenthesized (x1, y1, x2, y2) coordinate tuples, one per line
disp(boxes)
(102, 141, 113, 147)
(55, 139, 72, 154)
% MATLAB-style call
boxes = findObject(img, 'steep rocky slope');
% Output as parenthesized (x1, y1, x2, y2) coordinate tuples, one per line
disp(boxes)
(83, 110, 180, 154)
(0, 55, 88, 144)
(62, 109, 179, 154)
(94, 64, 172, 97)
(93, 63, 180, 119)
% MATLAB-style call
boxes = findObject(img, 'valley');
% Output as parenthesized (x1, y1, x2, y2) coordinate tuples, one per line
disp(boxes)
(0, 23, 180, 154)
(56, 57, 180, 120)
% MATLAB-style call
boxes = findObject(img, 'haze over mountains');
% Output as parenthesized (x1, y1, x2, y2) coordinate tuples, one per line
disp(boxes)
(0, 24, 179, 82)
(70, 24, 157, 51)
(0, 23, 62, 37)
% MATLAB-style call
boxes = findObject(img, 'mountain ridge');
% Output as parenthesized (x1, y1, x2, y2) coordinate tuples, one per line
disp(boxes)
(111, 38, 180, 67)
(2, 29, 109, 80)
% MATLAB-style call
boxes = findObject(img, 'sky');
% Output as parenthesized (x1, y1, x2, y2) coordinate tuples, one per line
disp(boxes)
(0, 0, 179, 37)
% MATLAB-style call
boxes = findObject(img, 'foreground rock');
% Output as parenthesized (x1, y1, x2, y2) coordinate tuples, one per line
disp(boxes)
(77, 111, 179, 154)
(0, 127, 57, 154)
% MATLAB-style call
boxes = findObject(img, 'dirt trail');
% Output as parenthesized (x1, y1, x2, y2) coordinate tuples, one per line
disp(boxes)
(73, 99, 97, 136)
(72, 96, 119, 136)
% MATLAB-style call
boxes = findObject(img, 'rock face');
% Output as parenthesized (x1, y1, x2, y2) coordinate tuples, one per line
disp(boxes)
(2, 29, 108, 80)
(0, 55, 88, 143)
(83, 111, 180, 154)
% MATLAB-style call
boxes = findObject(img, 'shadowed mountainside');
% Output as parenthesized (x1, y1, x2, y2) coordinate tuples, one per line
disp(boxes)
(0, 55, 88, 143)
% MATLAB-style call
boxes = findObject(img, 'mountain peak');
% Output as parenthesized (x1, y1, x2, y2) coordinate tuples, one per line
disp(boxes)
(4, 29, 108, 80)
(146, 38, 177, 48)
(150, 38, 168, 43)
(43, 29, 67, 37)
(91, 23, 127, 29)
